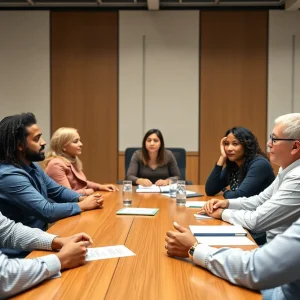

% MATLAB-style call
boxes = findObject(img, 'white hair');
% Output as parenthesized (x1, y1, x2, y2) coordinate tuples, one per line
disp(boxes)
(275, 113, 300, 139)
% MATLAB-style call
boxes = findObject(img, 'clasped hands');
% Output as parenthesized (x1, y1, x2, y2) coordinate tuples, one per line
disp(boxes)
(52, 233, 93, 269)
(137, 178, 169, 187)
(197, 198, 229, 219)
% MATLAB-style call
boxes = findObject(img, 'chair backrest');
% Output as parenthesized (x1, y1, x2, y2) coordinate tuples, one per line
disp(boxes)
(167, 147, 186, 181)
(125, 147, 140, 176)
(124, 147, 187, 180)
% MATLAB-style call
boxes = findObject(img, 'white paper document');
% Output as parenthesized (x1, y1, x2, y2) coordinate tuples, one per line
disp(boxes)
(136, 185, 170, 193)
(116, 207, 159, 216)
(186, 201, 206, 208)
(86, 245, 136, 261)
(195, 236, 255, 245)
(194, 213, 212, 219)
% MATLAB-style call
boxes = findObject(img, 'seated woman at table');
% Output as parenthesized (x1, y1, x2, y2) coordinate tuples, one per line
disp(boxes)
(45, 127, 118, 196)
(205, 127, 275, 199)
(126, 129, 180, 186)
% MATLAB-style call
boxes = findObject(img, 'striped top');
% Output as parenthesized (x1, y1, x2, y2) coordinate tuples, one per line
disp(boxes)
(0, 212, 61, 299)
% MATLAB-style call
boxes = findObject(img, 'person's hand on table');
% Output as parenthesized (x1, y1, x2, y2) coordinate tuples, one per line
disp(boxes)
(197, 207, 224, 219)
(78, 194, 104, 211)
(136, 178, 152, 186)
(98, 184, 119, 192)
(165, 222, 197, 258)
(52, 233, 93, 250)
(201, 198, 229, 214)
(155, 179, 169, 186)
(55, 234, 92, 269)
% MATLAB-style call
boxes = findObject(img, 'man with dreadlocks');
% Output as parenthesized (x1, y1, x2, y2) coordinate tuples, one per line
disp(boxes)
(0, 113, 104, 258)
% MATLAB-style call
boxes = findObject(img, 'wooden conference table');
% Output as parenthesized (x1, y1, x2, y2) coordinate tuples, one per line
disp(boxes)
(13, 186, 261, 300)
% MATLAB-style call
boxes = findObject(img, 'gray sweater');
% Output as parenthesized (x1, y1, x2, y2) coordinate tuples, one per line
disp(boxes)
(126, 150, 180, 185)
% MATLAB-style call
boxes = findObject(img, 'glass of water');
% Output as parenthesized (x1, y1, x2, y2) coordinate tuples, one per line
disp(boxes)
(122, 180, 132, 206)
(176, 180, 186, 206)
(169, 177, 178, 198)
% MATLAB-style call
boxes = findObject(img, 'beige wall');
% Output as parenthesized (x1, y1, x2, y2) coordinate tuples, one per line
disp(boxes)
(119, 11, 199, 152)
(268, 10, 300, 138)
(0, 11, 50, 143)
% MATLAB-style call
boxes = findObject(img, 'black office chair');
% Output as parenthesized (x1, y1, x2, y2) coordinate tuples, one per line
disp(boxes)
(124, 147, 192, 185)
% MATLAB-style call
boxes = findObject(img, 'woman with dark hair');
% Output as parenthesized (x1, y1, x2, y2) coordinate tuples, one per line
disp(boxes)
(205, 127, 275, 199)
(126, 129, 180, 186)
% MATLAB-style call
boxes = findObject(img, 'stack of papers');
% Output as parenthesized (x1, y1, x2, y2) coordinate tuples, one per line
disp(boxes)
(189, 225, 255, 245)
(136, 185, 169, 193)
(116, 207, 159, 216)
(135, 185, 203, 198)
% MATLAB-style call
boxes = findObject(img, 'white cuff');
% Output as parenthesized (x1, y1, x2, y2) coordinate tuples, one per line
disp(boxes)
(228, 198, 242, 209)
(221, 209, 234, 223)
(193, 244, 218, 268)
(38, 254, 61, 276)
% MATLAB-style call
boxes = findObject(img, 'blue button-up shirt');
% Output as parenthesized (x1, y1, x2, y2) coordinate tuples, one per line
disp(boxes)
(0, 162, 82, 257)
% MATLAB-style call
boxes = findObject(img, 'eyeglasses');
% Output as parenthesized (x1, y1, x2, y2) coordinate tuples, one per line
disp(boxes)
(269, 134, 299, 144)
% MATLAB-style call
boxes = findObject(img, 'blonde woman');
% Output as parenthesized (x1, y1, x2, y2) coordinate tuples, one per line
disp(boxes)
(45, 127, 118, 196)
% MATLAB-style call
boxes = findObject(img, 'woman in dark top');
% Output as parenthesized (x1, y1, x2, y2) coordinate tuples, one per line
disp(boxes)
(126, 129, 180, 186)
(205, 127, 275, 199)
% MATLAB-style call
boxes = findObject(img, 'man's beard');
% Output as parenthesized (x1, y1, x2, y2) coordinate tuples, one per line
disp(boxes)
(24, 146, 45, 162)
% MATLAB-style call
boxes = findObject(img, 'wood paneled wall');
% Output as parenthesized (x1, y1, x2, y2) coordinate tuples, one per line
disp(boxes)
(199, 11, 268, 184)
(51, 12, 118, 183)
(118, 152, 199, 184)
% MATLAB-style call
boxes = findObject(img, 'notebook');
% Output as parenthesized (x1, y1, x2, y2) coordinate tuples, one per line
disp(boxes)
(189, 225, 247, 237)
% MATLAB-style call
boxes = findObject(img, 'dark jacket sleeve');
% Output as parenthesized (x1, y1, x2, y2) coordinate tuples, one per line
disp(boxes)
(223, 158, 275, 199)
(126, 151, 141, 184)
(205, 164, 229, 196)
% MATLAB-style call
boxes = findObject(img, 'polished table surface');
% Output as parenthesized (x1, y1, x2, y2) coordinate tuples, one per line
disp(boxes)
(13, 186, 261, 300)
